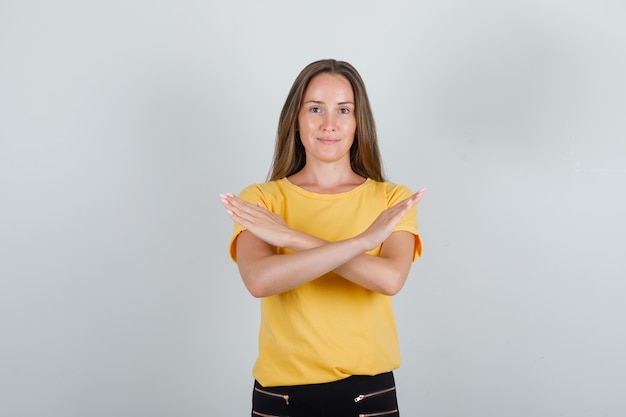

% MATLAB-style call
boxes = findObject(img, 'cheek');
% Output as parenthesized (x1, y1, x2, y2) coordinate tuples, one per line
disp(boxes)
(298, 118, 317, 134)
(347, 120, 357, 136)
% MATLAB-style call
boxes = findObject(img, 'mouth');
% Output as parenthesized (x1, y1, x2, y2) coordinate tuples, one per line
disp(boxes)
(317, 137, 339, 144)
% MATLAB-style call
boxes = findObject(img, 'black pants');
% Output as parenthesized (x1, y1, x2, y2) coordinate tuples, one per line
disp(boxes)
(251, 371, 399, 417)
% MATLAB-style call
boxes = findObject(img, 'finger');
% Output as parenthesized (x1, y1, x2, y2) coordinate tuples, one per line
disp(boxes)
(222, 201, 256, 225)
(220, 194, 266, 228)
(220, 193, 234, 210)
(220, 193, 243, 209)
(412, 189, 425, 204)
(225, 196, 263, 217)
(389, 191, 423, 219)
(222, 193, 268, 212)
(402, 189, 425, 207)
(226, 197, 279, 230)
(223, 201, 258, 227)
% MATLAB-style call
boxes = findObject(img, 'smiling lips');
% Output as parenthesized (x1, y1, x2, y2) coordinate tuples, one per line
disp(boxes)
(317, 137, 339, 144)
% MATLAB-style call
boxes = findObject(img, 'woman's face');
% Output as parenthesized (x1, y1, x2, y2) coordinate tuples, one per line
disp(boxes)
(297, 73, 357, 166)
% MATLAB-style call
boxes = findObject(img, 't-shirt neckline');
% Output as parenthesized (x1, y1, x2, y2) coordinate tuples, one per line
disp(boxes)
(281, 177, 372, 198)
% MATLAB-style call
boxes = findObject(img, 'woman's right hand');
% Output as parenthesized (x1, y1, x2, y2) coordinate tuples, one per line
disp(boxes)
(358, 189, 424, 251)
(220, 193, 294, 248)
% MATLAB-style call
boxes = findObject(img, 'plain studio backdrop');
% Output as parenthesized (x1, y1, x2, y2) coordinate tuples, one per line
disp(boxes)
(1, 1, 625, 416)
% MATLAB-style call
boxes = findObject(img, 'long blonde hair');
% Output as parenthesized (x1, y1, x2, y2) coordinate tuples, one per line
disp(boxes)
(268, 59, 385, 182)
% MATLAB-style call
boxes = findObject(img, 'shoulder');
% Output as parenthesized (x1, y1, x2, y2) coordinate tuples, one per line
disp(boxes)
(239, 179, 285, 195)
(369, 180, 414, 202)
(238, 179, 289, 209)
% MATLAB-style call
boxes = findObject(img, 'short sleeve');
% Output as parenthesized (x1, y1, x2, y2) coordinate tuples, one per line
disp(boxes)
(228, 184, 268, 263)
(386, 183, 422, 261)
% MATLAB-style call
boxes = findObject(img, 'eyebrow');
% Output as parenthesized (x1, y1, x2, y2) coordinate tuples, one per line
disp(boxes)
(303, 100, 355, 106)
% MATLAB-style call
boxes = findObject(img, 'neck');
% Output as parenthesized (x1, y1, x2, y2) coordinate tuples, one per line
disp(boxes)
(288, 162, 366, 194)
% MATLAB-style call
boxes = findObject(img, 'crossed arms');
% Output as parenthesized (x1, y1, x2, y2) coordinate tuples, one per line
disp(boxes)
(220, 189, 424, 298)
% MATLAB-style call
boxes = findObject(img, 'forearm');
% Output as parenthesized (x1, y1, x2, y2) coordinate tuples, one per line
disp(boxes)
(238, 233, 370, 297)
(228, 190, 420, 297)
(286, 230, 412, 295)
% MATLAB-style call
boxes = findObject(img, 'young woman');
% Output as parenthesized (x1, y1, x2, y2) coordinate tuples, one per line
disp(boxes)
(221, 59, 424, 417)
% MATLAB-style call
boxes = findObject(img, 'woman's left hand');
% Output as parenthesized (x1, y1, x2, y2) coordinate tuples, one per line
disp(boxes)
(358, 189, 424, 251)
(220, 193, 292, 248)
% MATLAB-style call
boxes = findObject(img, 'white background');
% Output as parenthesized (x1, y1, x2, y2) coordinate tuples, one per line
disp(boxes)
(1, 1, 625, 416)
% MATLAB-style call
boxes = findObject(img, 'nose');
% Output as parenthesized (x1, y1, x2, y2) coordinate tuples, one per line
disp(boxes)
(321, 113, 337, 131)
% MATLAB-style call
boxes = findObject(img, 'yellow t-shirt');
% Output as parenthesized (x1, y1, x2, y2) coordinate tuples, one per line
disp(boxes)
(229, 177, 422, 387)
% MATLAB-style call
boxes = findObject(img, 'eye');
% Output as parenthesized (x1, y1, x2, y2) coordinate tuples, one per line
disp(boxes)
(339, 107, 351, 114)
(309, 106, 322, 113)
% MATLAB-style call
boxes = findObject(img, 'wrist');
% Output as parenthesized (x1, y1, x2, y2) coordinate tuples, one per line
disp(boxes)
(285, 229, 326, 252)
(351, 233, 372, 254)
(284, 228, 306, 251)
